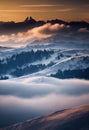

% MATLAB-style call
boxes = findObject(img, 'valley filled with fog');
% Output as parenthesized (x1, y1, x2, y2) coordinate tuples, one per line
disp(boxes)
(0, 19, 89, 128)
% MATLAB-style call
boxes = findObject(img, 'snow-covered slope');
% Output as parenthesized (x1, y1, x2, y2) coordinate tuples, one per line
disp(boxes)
(34, 55, 89, 76)
(0, 42, 89, 79)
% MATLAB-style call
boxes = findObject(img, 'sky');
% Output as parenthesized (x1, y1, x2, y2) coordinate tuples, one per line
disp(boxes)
(0, 0, 89, 22)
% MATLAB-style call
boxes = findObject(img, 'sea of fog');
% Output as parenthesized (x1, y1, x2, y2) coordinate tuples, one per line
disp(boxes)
(0, 76, 89, 128)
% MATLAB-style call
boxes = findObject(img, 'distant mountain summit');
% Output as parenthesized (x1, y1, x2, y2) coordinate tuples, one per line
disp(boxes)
(0, 16, 89, 34)
(24, 16, 37, 24)
(47, 19, 66, 24)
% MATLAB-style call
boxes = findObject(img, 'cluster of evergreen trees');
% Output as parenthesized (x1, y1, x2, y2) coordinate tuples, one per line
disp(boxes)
(51, 68, 89, 80)
(0, 49, 54, 76)
(11, 64, 46, 77)
(0, 76, 9, 80)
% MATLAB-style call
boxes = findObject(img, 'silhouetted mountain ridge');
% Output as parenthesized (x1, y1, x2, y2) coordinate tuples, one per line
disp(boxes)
(0, 16, 89, 34)
(24, 16, 37, 23)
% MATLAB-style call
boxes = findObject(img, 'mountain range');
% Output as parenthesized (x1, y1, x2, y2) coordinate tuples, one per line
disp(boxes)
(0, 16, 89, 34)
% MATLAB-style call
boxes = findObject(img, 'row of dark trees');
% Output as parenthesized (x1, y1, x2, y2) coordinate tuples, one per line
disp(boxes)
(0, 49, 54, 75)
(11, 64, 46, 77)
(51, 68, 89, 80)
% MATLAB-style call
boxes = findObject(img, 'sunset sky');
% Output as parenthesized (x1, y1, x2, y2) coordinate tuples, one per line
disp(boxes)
(0, 0, 89, 22)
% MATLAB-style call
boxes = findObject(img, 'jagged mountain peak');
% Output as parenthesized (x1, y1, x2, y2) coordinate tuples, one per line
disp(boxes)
(24, 16, 37, 23)
(47, 18, 67, 24)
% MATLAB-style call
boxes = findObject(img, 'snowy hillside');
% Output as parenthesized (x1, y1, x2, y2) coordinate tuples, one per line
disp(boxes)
(0, 43, 89, 79)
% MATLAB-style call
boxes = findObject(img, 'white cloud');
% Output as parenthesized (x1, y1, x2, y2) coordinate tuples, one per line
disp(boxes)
(78, 28, 89, 33)
(0, 77, 89, 113)
(20, 4, 63, 8)
(56, 8, 74, 12)
(0, 23, 70, 47)
(0, 9, 48, 13)
(0, 77, 89, 98)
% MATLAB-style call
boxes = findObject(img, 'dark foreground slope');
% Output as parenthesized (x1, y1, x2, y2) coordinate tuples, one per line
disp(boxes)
(1, 105, 89, 130)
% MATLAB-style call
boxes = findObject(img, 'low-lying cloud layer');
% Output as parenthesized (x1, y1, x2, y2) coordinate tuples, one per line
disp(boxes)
(0, 23, 70, 48)
(0, 77, 89, 98)
(0, 76, 89, 128)
(0, 77, 89, 110)
(0, 22, 89, 48)
(78, 28, 89, 33)
(0, 23, 69, 47)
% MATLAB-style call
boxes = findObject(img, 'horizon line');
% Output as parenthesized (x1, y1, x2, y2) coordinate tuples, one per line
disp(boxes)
(0, 16, 89, 23)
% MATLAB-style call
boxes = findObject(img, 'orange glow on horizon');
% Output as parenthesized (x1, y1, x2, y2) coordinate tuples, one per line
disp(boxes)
(0, 1, 89, 22)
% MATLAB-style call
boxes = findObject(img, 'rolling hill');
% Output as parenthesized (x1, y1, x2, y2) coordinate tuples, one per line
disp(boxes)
(1, 105, 89, 130)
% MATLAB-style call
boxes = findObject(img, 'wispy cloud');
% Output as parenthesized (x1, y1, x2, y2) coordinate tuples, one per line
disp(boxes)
(0, 7, 73, 13)
(56, 8, 74, 12)
(78, 28, 89, 33)
(20, 4, 63, 8)
(0, 78, 89, 98)
(0, 23, 60, 42)
(0, 9, 48, 13)
(0, 78, 89, 110)
(0, 23, 70, 48)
